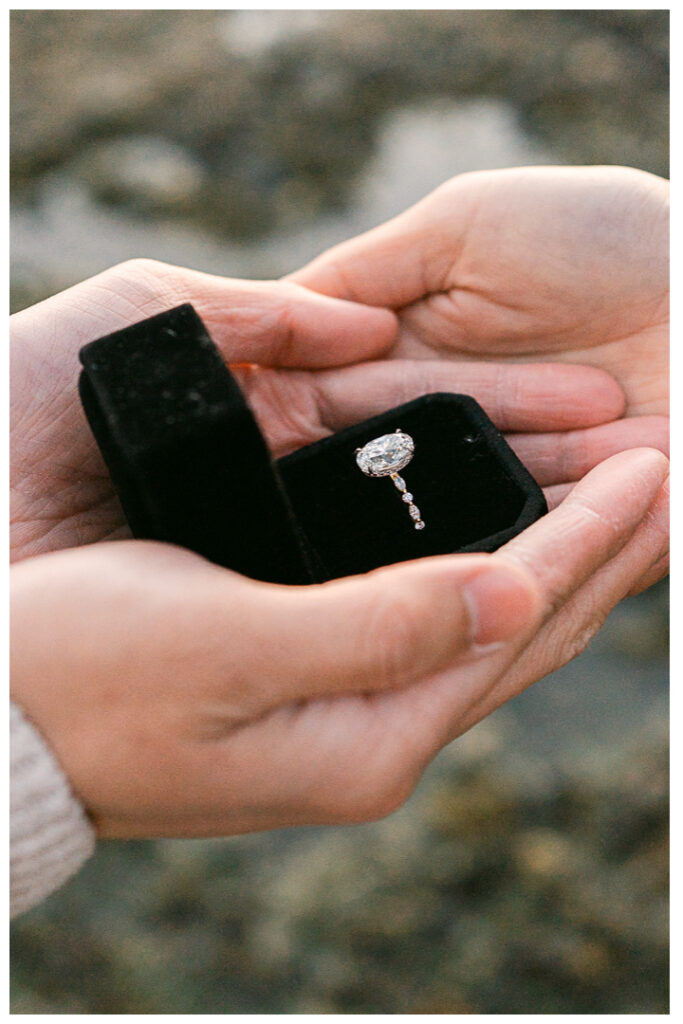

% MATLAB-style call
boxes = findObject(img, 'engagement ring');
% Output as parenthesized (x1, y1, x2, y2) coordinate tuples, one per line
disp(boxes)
(355, 429, 425, 530)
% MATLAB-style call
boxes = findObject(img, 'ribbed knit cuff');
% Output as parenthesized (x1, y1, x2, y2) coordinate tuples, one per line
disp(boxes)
(10, 702, 96, 919)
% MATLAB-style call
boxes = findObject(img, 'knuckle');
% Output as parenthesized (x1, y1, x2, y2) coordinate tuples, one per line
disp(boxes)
(564, 623, 601, 663)
(308, 250, 361, 301)
(550, 432, 574, 484)
(548, 609, 606, 671)
(242, 368, 318, 451)
(489, 362, 511, 423)
(645, 478, 670, 539)
(272, 279, 304, 303)
(396, 361, 435, 405)
(643, 418, 670, 458)
(249, 284, 298, 361)
(119, 256, 166, 274)
(362, 589, 424, 692)
(569, 431, 592, 479)
(115, 256, 173, 284)
(105, 258, 187, 311)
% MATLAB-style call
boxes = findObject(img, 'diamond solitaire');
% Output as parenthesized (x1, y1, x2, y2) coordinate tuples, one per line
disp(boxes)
(355, 429, 425, 530)
(355, 431, 414, 477)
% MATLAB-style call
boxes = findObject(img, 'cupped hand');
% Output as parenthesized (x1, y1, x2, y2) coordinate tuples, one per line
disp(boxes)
(10, 447, 668, 839)
(9, 259, 392, 561)
(292, 165, 668, 417)
(11, 251, 659, 566)
(292, 165, 669, 591)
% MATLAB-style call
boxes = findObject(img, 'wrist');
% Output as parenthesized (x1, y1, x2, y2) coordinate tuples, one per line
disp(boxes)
(11, 702, 96, 918)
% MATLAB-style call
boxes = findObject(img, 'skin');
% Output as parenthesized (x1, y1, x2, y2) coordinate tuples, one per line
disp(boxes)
(10, 165, 669, 837)
(291, 165, 668, 414)
(292, 163, 669, 586)
(11, 448, 668, 838)
(11, 249, 665, 563)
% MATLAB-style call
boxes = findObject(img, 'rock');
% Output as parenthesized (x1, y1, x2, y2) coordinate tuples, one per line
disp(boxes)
(74, 136, 206, 210)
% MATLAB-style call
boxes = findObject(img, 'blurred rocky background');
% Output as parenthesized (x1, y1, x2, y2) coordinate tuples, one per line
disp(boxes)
(10, 9, 668, 1014)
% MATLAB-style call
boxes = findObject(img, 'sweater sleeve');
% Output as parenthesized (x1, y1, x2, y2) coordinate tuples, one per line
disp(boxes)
(10, 702, 96, 919)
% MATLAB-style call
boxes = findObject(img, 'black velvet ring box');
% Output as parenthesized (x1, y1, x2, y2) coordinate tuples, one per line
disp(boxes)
(78, 303, 547, 585)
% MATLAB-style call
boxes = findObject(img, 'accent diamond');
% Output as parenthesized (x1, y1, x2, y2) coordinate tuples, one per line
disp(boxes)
(356, 432, 415, 478)
(401, 492, 413, 503)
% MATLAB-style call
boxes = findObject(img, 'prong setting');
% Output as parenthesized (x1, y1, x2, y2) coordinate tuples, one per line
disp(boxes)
(354, 430, 425, 531)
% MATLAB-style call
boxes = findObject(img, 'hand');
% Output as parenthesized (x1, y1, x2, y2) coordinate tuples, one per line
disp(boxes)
(9, 259, 391, 561)
(291, 165, 669, 552)
(11, 254, 638, 563)
(10, 447, 668, 838)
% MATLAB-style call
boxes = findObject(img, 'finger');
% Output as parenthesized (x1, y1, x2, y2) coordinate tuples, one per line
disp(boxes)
(269, 454, 668, 825)
(183, 456, 669, 831)
(290, 167, 669, 327)
(374, 448, 669, 754)
(543, 482, 575, 511)
(12, 259, 397, 369)
(626, 552, 669, 596)
(309, 359, 625, 432)
(233, 554, 543, 708)
(498, 447, 670, 618)
(248, 450, 666, 710)
(527, 472, 668, 659)
(176, 468, 668, 836)
(508, 416, 669, 486)
(288, 181, 466, 306)
(174, 270, 398, 368)
(458, 471, 669, 728)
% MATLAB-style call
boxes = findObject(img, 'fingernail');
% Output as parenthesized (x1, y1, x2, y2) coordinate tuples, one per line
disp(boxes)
(462, 564, 540, 645)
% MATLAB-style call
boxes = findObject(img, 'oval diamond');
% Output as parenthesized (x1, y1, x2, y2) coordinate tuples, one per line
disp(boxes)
(355, 431, 415, 477)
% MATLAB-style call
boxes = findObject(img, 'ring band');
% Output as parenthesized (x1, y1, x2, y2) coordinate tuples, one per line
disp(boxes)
(355, 429, 425, 530)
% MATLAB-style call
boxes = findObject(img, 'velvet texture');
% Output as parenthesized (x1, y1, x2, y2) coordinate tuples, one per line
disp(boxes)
(79, 304, 547, 584)
(79, 304, 312, 584)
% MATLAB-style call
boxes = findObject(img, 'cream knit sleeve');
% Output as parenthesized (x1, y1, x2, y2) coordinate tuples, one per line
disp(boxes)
(10, 702, 96, 919)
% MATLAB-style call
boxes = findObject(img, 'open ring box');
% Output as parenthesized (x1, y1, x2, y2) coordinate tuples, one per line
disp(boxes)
(78, 304, 547, 584)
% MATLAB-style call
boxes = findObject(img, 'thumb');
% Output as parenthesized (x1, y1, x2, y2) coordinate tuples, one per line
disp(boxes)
(288, 180, 466, 307)
(170, 270, 399, 368)
(238, 555, 543, 707)
(11, 259, 398, 371)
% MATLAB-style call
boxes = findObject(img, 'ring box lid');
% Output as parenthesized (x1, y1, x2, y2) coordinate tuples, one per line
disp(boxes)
(79, 303, 313, 584)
